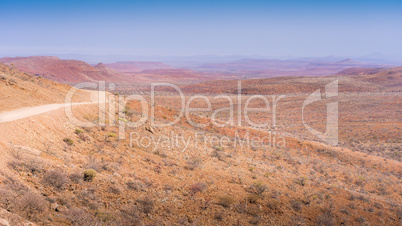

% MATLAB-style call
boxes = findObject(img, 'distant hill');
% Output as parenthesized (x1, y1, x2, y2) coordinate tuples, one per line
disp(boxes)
(199, 58, 390, 77)
(0, 63, 90, 111)
(106, 61, 174, 73)
(176, 66, 402, 94)
(336, 67, 387, 75)
(0, 56, 129, 83)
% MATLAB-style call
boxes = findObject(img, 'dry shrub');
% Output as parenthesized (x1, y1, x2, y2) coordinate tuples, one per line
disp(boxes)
(250, 181, 267, 195)
(291, 215, 306, 226)
(316, 213, 335, 226)
(164, 184, 174, 192)
(8, 155, 45, 175)
(214, 212, 223, 221)
(126, 180, 146, 191)
(94, 211, 116, 223)
(235, 202, 247, 213)
(108, 185, 122, 194)
(16, 191, 47, 219)
(7, 160, 24, 172)
(189, 182, 208, 194)
(10, 146, 24, 160)
(137, 197, 154, 214)
(184, 157, 202, 170)
(339, 208, 350, 215)
(65, 208, 98, 226)
(120, 205, 143, 225)
(43, 169, 70, 190)
(69, 172, 83, 184)
(79, 133, 91, 142)
(212, 148, 226, 161)
(85, 157, 105, 172)
(247, 205, 262, 217)
(266, 199, 282, 211)
(0, 187, 16, 210)
(249, 216, 261, 225)
(218, 195, 236, 208)
(316, 206, 335, 226)
(290, 199, 302, 212)
(294, 177, 306, 186)
(247, 194, 261, 204)
(163, 158, 177, 167)
(78, 188, 97, 202)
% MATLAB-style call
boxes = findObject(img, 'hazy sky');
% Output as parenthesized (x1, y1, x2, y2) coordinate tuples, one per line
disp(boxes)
(1, 0, 401, 58)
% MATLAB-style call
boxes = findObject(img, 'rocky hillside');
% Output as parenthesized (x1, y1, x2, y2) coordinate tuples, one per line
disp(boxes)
(0, 56, 128, 83)
(0, 63, 90, 111)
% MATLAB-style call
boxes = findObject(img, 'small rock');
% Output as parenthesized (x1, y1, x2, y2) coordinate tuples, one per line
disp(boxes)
(0, 219, 9, 226)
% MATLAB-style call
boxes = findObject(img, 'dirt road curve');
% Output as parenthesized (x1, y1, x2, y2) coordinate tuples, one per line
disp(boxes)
(0, 102, 94, 123)
(0, 91, 107, 123)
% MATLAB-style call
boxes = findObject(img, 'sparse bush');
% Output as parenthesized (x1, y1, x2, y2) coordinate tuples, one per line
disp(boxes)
(316, 207, 335, 226)
(294, 177, 306, 186)
(10, 146, 24, 160)
(83, 169, 97, 182)
(126, 180, 145, 191)
(11, 156, 45, 174)
(26, 157, 44, 174)
(69, 172, 83, 184)
(94, 210, 116, 223)
(85, 157, 107, 172)
(356, 216, 366, 224)
(247, 205, 262, 217)
(79, 133, 91, 142)
(214, 212, 223, 221)
(0, 187, 17, 210)
(250, 181, 267, 195)
(43, 169, 69, 190)
(108, 185, 122, 194)
(16, 191, 47, 219)
(137, 197, 154, 214)
(120, 205, 142, 225)
(218, 195, 236, 208)
(74, 129, 83, 135)
(249, 216, 261, 225)
(291, 215, 306, 226)
(266, 199, 281, 211)
(164, 184, 174, 192)
(7, 160, 24, 171)
(65, 208, 98, 226)
(339, 208, 350, 215)
(212, 148, 226, 161)
(63, 138, 74, 146)
(316, 213, 335, 226)
(290, 199, 302, 211)
(189, 182, 208, 194)
(184, 157, 202, 170)
(247, 194, 260, 204)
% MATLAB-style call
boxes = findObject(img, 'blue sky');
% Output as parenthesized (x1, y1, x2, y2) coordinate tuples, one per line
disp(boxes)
(1, 0, 401, 58)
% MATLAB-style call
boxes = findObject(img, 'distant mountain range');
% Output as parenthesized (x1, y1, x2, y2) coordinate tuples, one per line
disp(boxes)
(0, 55, 399, 86)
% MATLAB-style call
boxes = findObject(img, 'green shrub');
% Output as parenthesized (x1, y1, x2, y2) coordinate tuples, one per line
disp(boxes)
(74, 129, 83, 135)
(63, 138, 74, 146)
(83, 169, 97, 182)
(107, 132, 117, 138)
